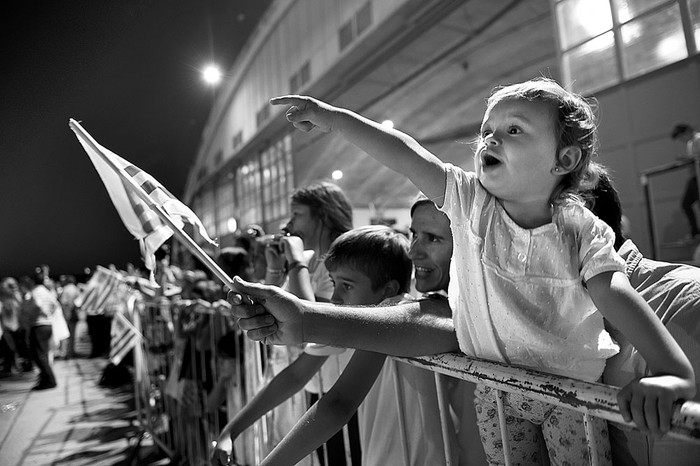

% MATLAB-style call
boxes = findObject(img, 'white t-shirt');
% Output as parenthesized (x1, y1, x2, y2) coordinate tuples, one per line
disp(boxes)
(358, 294, 453, 466)
(440, 164, 622, 381)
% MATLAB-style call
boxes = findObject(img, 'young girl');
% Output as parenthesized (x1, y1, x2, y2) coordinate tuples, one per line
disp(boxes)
(271, 77, 695, 464)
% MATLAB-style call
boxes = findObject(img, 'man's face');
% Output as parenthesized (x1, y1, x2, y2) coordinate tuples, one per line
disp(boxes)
(409, 202, 452, 293)
(329, 265, 389, 306)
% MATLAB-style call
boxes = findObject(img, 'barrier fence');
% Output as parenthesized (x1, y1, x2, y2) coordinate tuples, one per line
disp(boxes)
(114, 290, 700, 466)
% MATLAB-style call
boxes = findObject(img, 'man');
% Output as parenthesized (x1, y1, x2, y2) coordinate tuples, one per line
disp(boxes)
(671, 123, 700, 239)
(588, 173, 700, 466)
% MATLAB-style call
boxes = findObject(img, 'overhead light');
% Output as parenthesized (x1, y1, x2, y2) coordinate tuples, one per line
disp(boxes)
(202, 64, 223, 85)
(331, 170, 343, 180)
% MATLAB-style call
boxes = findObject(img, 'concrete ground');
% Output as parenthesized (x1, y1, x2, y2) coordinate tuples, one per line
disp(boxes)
(0, 321, 167, 466)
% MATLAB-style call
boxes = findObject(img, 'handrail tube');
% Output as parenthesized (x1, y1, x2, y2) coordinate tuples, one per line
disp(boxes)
(396, 353, 700, 443)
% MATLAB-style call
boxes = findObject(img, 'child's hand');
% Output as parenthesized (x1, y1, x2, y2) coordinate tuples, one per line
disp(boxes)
(270, 96, 336, 133)
(618, 375, 696, 436)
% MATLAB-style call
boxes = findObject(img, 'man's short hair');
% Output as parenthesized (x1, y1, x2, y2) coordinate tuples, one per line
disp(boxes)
(671, 123, 694, 140)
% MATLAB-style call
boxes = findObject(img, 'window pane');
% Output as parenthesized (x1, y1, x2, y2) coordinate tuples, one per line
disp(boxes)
(613, 0, 667, 23)
(563, 32, 619, 94)
(690, 0, 700, 51)
(557, 0, 613, 49)
(620, 5, 687, 79)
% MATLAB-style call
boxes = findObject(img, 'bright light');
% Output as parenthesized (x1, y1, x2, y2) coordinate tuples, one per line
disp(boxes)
(227, 217, 238, 234)
(381, 120, 394, 129)
(202, 65, 222, 85)
(331, 170, 343, 180)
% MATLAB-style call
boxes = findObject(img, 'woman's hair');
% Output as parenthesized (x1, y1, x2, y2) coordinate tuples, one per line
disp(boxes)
(291, 181, 353, 241)
(486, 77, 605, 204)
(324, 225, 412, 294)
(583, 171, 626, 250)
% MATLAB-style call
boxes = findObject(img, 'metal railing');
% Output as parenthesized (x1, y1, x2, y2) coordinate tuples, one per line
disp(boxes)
(124, 296, 700, 466)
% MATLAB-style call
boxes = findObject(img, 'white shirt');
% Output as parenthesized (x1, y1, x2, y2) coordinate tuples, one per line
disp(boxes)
(440, 164, 622, 381)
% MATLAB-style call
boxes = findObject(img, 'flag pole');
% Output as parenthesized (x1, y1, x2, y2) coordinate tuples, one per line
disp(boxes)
(70, 120, 235, 290)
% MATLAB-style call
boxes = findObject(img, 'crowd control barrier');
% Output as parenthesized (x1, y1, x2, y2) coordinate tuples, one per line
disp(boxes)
(116, 290, 700, 466)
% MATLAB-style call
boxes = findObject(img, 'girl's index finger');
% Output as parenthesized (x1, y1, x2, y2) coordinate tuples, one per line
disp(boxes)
(269, 95, 305, 106)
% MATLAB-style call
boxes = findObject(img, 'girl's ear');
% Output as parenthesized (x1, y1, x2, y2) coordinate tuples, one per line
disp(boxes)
(381, 279, 400, 299)
(552, 146, 582, 174)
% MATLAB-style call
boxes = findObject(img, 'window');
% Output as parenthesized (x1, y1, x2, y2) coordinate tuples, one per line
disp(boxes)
(256, 105, 270, 129)
(232, 131, 243, 150)
(555, 0, 694, 93)
(289, 60, 311, 93)
(216, 176, 236, 236)
(260, 136, 294, 232)
(338, 2, 373, 51)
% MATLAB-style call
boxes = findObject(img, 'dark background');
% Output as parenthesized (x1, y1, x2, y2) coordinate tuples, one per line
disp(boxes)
(0, 0, 271, 279)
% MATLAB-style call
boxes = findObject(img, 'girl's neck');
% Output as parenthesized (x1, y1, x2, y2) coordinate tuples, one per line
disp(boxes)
(499, 198, 553, 229)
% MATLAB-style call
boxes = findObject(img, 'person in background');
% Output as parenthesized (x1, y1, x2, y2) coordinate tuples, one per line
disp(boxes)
(587, 172, 700, 466)
(57, 274, 80, 359)
(0, 277, 22, 374)
(23, 269, 60, 390)
(671, 123, 700, 240)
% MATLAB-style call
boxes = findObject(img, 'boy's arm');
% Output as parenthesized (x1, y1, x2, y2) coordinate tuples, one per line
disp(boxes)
(271, 96, 447, 203)
(228, 277, 460, 356)
(211, 353, 328, 465)
(587, 271, 696, 435)
(260, 351, 387, 466)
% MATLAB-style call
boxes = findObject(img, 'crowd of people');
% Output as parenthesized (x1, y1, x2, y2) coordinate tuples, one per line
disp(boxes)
(4, 77, 700, 466)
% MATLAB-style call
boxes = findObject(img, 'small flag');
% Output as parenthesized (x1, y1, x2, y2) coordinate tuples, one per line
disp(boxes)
(69, 119, 217, 283)
(75, 266, 123, 315)
(110, 310, 140, 366)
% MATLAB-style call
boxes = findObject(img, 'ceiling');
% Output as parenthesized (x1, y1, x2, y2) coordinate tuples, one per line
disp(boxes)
(290, 0, 559, 211)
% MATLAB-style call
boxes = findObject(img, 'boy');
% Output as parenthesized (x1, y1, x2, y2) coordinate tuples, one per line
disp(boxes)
(213, 225, 438, 465)
(257, 225, 455, 466)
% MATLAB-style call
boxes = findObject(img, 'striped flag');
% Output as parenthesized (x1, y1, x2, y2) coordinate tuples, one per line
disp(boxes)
(110, 308, 140, 366)
(75, 265, 123, 315)
(69, 119, 217, 282)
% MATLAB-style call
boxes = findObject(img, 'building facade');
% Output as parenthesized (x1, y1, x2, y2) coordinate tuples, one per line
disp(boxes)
(184, 0, 700, 260)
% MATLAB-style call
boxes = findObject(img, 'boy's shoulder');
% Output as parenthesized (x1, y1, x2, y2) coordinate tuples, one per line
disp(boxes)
(379, 293, 415, 306)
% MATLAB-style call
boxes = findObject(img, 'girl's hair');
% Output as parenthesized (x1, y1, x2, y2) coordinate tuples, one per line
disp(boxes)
(487, 77, 606, 204)
(324, 225, 412, 294)
(291, 181, 353, 241)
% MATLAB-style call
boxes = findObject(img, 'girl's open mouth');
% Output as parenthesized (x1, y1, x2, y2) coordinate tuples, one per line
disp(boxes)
(482, 153, 501, 168)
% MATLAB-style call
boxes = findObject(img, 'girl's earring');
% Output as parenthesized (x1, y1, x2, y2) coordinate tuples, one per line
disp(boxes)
(553, 166, 561, 173)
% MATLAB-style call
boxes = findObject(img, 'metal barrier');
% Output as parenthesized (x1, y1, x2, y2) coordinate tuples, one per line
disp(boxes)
(125, 294, 700, 466)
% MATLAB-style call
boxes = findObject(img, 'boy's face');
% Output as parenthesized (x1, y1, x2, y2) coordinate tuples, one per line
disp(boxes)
(476, 98, 560, 204)
(329, 265, 389, 306)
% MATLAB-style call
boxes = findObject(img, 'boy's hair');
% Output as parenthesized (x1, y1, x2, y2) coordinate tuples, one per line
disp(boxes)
(487, 77, 605, 203)
(291, 181, 353, 242)
(324, 225, 412, 294)
(583, 172, 626, 250)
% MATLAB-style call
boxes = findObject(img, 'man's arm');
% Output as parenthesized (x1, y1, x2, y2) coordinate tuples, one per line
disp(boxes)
(228, 277, 459, 356)
(260, 351, 386, 466)
(211, 353, 327, 465)
(588, 271, 695, 435)
(270, 96, 447, 203)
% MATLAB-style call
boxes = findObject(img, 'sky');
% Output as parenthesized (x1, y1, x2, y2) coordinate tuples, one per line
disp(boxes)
(0, 0, 272, 279)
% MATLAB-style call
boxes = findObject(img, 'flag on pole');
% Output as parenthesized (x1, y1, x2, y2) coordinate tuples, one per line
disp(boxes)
(110, 305, 140, 366)
(69, 119, 217, 283)
(75, 265, 123, 315)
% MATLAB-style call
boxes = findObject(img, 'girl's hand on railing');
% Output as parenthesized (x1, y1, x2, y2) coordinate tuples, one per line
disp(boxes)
(618, 374, 696, 436)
